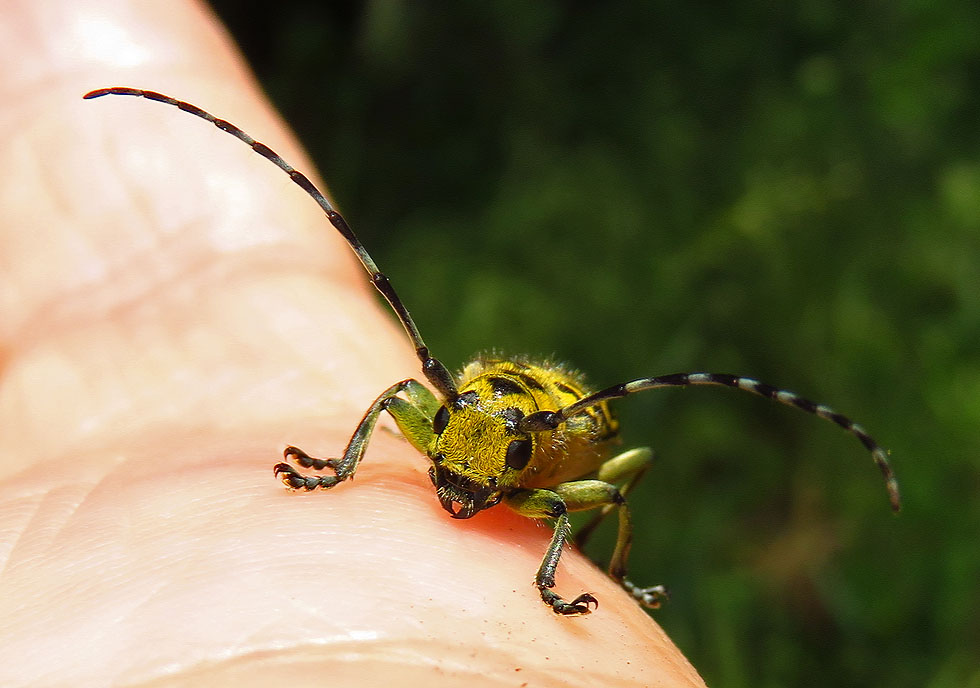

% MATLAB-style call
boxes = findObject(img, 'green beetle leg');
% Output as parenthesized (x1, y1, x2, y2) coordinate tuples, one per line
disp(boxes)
(275, 378, 437, 489)
(574, 447, 653, 550)
(556, 476, 668, 610)
(384, 379, 441, 452)
(506, 489, 598, 615)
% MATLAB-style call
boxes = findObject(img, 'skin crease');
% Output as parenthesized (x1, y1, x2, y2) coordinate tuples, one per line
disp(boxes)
(0, 1, 706, 686)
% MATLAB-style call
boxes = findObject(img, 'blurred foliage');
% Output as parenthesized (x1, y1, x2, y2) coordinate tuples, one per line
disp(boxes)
(210, 1, 979, 685)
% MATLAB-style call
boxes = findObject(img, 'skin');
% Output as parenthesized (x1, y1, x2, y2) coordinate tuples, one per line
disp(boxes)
(0, 1, 706, 686)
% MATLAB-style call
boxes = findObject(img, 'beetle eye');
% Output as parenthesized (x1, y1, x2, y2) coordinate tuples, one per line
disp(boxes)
(505, 438, 533, 471)
(433, 406, 450, 434)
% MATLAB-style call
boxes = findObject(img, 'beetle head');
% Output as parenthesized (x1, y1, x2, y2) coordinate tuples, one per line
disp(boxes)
(427, 391, 536, 519)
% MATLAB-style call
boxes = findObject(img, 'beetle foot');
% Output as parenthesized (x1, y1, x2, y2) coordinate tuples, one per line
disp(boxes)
(623, 580, 669, 609)
(275, 446, 343, 490)
(540, 588, 599, 616)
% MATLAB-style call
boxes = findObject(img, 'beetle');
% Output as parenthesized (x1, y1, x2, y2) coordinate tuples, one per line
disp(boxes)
(84, 87, 901, 615)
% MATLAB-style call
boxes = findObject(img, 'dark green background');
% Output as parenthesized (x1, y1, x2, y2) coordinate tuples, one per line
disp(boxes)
(209, 2, 979, 686)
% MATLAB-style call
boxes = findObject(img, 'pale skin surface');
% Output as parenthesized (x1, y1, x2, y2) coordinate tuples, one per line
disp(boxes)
(0, 1, 706, 686)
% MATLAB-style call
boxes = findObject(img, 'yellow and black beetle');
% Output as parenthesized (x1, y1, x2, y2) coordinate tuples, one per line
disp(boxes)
(84, 87, 901, 616)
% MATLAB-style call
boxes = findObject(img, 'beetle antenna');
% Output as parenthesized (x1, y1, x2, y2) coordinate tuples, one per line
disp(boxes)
(520, 372, 901, 512)
(83, 87, 458, 401)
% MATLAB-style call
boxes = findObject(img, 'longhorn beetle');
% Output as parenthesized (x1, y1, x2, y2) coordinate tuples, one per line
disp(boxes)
(84, 87, 901, 616)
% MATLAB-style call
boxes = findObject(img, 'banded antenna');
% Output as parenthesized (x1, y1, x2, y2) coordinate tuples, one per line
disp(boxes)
(84, 87, 459, 402)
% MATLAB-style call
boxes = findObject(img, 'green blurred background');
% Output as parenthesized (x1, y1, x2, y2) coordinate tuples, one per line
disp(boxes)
(209, 2, 978, 685)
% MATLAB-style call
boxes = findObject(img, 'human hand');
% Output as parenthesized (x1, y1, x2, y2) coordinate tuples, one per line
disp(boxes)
(0, 1, 705, 685)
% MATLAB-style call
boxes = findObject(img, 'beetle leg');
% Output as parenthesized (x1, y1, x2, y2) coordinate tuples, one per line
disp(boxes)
(506, 489, 598, 615)
(574, 447, 653, 550)
(275, 378, 435, 490)
(555, 478, 668, 610)
(384, 380, 441, 452)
